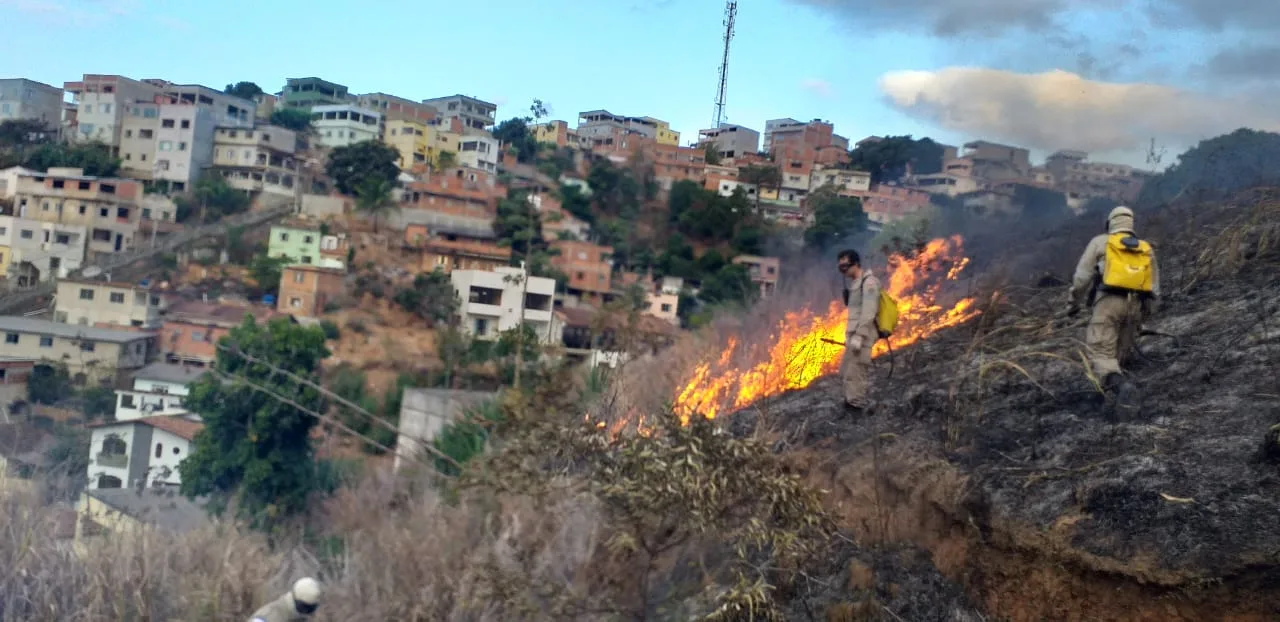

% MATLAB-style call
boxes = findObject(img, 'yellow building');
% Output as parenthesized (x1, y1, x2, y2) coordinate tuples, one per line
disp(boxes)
(384, 119, 463, 170)
(651, 118, 680, 146)
(384, 119, 431, 169)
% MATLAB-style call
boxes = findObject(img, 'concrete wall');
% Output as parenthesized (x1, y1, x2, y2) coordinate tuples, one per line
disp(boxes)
(394, 388, 496, 473)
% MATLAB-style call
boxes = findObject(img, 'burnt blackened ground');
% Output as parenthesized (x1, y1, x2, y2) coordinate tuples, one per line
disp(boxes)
(735, 193, 1280, 614)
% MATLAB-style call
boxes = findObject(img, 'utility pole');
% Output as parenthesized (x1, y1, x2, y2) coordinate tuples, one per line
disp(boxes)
(512, 98, 548, 391)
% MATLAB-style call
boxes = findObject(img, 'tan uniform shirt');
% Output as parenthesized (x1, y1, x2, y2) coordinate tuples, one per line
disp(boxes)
(845, 272, 882, 348)
(249, 593, 309, 622)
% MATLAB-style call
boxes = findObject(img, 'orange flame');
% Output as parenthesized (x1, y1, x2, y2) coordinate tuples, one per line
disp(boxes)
(673, 235, 981, 423)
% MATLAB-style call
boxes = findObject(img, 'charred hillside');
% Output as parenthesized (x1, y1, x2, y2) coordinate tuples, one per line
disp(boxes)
(734, 190, 1280, 621)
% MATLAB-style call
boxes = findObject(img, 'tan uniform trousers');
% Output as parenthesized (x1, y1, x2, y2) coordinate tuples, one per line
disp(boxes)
(1086, 293, 1144, 378)
(840, 331, 875, 408)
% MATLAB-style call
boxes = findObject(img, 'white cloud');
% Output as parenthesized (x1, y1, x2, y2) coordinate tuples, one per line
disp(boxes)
(877, 67, 1280, 153)
(800, 78, 834, 98)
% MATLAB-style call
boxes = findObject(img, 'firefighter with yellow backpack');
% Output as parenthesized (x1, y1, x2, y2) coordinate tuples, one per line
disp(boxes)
(838, 249, 900, 416)
(1068, 206, 1161, 393)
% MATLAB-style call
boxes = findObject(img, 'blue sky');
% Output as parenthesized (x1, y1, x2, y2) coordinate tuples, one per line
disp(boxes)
(2, 0, 1276, 167)
(0, 0, 956, 146)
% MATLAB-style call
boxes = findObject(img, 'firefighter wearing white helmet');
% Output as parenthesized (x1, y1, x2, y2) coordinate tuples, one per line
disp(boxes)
(249, 577, 322, 622)
(1067, 205, 1161, 391)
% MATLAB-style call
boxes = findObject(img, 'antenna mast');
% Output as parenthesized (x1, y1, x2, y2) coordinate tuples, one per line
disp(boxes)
(712, 0, 738, 129)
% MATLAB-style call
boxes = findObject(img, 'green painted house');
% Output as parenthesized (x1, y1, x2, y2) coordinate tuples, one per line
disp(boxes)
(267, 224, 346, 269)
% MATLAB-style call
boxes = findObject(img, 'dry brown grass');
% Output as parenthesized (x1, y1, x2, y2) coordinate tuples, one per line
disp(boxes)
(0, 472, 603, 622)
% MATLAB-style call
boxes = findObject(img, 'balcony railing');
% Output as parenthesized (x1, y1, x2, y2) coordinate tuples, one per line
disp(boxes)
(95, 452, 127, 468)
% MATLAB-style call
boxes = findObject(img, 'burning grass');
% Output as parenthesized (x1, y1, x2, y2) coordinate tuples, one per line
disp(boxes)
(671, 235, 982, 422)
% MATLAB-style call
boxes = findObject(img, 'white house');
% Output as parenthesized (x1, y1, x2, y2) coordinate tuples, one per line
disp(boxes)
(0, 215, 87, 283)
(450, 265, 557, 343)
(456, 135, 499, 173)
(310, 104, 381, 149)
(114, 363, 202, 421)
(86, 414, 203, 490)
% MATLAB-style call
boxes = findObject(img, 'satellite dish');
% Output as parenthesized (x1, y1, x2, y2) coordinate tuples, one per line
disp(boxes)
(81, 266, 102, 278)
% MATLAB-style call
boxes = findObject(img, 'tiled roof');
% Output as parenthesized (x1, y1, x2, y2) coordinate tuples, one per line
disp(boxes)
(89, 415, 204, 441)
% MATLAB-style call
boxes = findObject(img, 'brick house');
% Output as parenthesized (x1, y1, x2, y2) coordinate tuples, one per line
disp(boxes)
(277, 265, 345, 318)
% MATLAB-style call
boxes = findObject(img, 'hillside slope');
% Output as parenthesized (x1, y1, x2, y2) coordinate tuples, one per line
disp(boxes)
(732, 191, 1280, 621)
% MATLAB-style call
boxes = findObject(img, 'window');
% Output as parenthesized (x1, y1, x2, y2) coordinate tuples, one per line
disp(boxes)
(79, 288, 94, 300)
(3, 333, 17, 344)
(180, 119, 190, 129)
(79, 341, 95, 352)
(294, 271, 305, 283)
(124, 129, 132, 138)
(155, 443, 163, 458)
(39, 336, 52, 347)
(178, 142, 187, 151)
(149, 295, 161, 306)
(300, 255, 312, 264)
(99, 207, 109, 217)
(279, 232, 289, 241)
(19, 229, 32, 239)
(121, 394, 136, 408)
(138, 129, 153, 139)
(173, 446, 181, 455)
(290, 297, 302, 308)
(159, 141, 173, 151)
(98, 103, 111, 113)
(161, 119, 175, 128)
(109, 292, 125, 303)
(191, 331, 204, 341)
(303, 235, 313, 243)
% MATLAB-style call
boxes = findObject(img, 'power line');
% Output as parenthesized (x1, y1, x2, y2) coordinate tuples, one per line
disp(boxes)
(213, 342, 464, 472)
(207, 367, 451, 475)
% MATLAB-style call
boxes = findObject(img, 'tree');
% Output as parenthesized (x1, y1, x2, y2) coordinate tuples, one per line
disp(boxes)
(179, 316, 331, 526)
(175, 173, 250, 223)
(434, 150, 457, 172)
(737, 164, 781, 211)
(325, 140, 400, 195)
(698, 263, 755, 306)
(803, 185, 868, 251)
(28, 363, 71, 405)
(393, 270, 459, 327)
(703, 141, 723, 166)
(846, 135, 944, 184)
(249, 254, 290, 295)
(353, 176, 399, 233)
(269, 107, 313, 132)
(224, 81, 264, 100)
(0, 119, 54, 153)
(493, 117, 538, 164)
(558, 183, 593, 225)
(22, 142, 120, 177)
(494, 189, 547, 258)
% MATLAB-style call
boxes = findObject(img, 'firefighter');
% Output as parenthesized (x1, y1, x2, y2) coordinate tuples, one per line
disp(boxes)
(839, 249, 881, 414)
(1068, 206, 1160, 391)
(249, 577, 322, 622)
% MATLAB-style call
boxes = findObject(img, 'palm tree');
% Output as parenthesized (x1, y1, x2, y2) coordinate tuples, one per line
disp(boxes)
(354, 177, 399, 233)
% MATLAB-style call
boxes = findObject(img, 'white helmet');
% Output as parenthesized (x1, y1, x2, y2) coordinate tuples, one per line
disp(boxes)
(291, 577, 322, 609)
